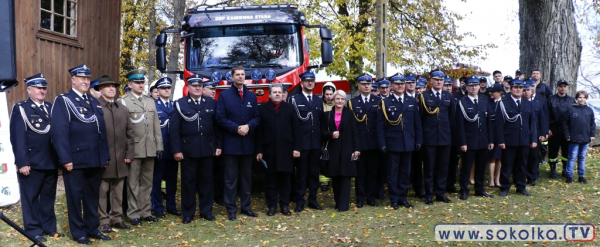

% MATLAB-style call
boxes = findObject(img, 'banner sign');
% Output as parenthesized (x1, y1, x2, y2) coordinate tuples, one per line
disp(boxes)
(0, 92, 20, 206)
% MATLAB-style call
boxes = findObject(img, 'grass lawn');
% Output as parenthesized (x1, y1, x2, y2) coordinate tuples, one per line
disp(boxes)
(1, 151, 599, 246)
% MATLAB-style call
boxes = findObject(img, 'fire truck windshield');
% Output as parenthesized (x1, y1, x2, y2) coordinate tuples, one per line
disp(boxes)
(187, 24, 302, 71)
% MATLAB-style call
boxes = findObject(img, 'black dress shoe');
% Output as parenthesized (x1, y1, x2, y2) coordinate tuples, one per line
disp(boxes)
(89, 232, 112, 240)
(267, 208, 277, 216)
(446, 187, 459, 193)
(425, 198, 433, 205)
(367, 201, 378, 207)
(475, 191, 494, 198)
(144, 216, 159, 222)
(459, 192, 468, 200)
(517, 189, 531, 196)
(228, 212, 237, 221)
(529, 180, 537, 186)
(182, 216, 193, 224)
(167, 209, 182, 216)
(321, 185, 329, 192)
(154, 211, 166, 218)
(100, 224, 113, 233)
(34, 235, 47, 242)
(201, 214, 216, 221)
(499, 190, 508, 197)
(307, 202, 324, 210)
(436, 195, 452, 203)
(294, 205, 304, 212)
(111, 222, 131, 229)
(356, 202, 364, 208)
(390, 203, 399, 210)
(75, 236, 92, 245)
(44, 232, 65, 238)
(399, 201, 414, 208)
(130, 218, 142, 226)
(241, 210, 258, 217)
(281, 207, 292, 216)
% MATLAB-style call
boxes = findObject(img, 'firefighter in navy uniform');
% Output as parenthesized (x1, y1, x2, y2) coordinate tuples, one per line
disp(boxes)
(419, 69, 456, 205)
(524, 78, 549, 185)
(456, 76, 495, 200)
(377, 74, 423, 209)
(410, 76, 426, 198)
(377, 78, 391, 99)
(348, 73, 382, 207)
(547, 79, 576, 178)
(171, 74, 222, 223)
(445, 75, 460, 193)
(10, 73, 64, 242)
(288, 71, 325, 212)
(51, 64, 112, 244)
(150, 77, 181, 218)
(495, 79, 537, 197)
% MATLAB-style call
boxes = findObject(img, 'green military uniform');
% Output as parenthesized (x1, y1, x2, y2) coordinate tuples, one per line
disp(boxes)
(119, 69, 163, 222)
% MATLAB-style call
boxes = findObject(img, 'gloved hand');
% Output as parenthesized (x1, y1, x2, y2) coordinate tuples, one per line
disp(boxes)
(156, 151, 163, 161)
(379, 146, 387, 154)
(415, 144, 421, 151)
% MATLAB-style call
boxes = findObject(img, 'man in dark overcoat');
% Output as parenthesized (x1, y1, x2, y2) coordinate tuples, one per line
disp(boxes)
(256, 84, 301, 216)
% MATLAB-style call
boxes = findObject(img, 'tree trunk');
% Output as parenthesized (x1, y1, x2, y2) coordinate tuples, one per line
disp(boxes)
(147, 0, 157, 83)
(168, 0, 186, 99)
(519, 0, 581, 96)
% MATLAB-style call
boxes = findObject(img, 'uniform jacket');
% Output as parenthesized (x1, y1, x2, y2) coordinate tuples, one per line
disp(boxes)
(320, 108, 359, 177)
(170, 95, 223, 158)
(216, 85, 260, 155)
(536, 82, 553, 99)
(530, 95, 549, 139)
(155, 98, 174, 159)
(562, 104, 596, 144)
(419, 89, 455, 146)
(455, 96, 494, 150)
(548, 94, 576, 126)
(488, 98, 501, 144)
(377, 94, 423, 152)
(51, 89, 110, 168)
(98, 97, 134, 178)
(494, 96, 537, 146)
(348, 95, 381, 151)
(10, 99, 59, 169)
(287, 93, 323, 150)
(118, 92, 163, 158)
(255, 102, 302, 174)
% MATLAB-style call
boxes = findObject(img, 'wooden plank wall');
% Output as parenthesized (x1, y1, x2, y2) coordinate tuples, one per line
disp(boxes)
(6, 0, 122, 109)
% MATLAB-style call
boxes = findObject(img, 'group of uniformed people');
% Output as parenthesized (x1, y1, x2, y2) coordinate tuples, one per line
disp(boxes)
(9, 63, 583, 244)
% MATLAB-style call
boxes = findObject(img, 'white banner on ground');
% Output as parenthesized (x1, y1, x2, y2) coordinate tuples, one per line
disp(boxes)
(0, 92, 20, 206)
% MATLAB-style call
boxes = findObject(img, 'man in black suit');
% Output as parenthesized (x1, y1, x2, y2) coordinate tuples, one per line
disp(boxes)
(524, 78, 549, 185)
(171, 75, 222, 223)
(348, 73, 381, 207)
(256, 84, 302, 216)
(10, 73, 64, 242)
(377, 75, 423, 209)
(455, 76, 495, 200)
(419, 69, 456, 205)
(288, 71, 325, 212)
(216, 66, 261, 220)
(51, 64, 112, 244)
(495, 79, 537, 196)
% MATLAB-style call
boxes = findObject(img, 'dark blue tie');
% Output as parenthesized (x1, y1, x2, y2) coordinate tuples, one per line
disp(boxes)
(308, 95, 312, 107)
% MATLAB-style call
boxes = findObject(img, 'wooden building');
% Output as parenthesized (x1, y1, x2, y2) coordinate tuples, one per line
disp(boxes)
(6, 0, 122, 108)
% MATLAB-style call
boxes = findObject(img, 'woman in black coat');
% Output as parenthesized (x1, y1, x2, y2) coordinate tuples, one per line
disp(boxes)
(320, 90, 360, 212)
(256, 84, 302, 216)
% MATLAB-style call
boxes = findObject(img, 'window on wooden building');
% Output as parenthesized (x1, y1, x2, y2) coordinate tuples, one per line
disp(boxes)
(40, 0, 77, 37)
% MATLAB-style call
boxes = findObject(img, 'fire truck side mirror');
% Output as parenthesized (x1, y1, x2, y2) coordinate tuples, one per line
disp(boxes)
(156, 46, 166, 71)
(321, 41, 333, 64)
(320, 28, 332, 40)
(156, 33, 167, 46)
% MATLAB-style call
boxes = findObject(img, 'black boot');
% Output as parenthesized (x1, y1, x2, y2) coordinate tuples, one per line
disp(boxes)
(561, 162, 567, 178)
(549, 163, 557, 178)
(578, 177, 588, 184)
(566, 177, 573, 184)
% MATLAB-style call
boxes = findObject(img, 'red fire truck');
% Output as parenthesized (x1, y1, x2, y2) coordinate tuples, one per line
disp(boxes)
(155, 4, 349, 102)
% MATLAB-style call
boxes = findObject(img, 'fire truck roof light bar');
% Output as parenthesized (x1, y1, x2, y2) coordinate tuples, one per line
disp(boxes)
(189, 4, 298, 14)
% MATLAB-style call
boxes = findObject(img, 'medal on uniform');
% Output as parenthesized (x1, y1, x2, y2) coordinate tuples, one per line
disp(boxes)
(30, 104, 35, 109)
(86, 100, 90, 104)
(46, 114, 49, 118)
(31, 119, 35, 123)
(188, 99, 191, 103)
(35, 123, 40, 128)
(76, 97, 80, 101)
(39, 119, 42, 122)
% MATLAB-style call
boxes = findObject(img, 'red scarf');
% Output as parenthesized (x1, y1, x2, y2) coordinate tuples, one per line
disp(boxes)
(271, 101, 281, 111)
